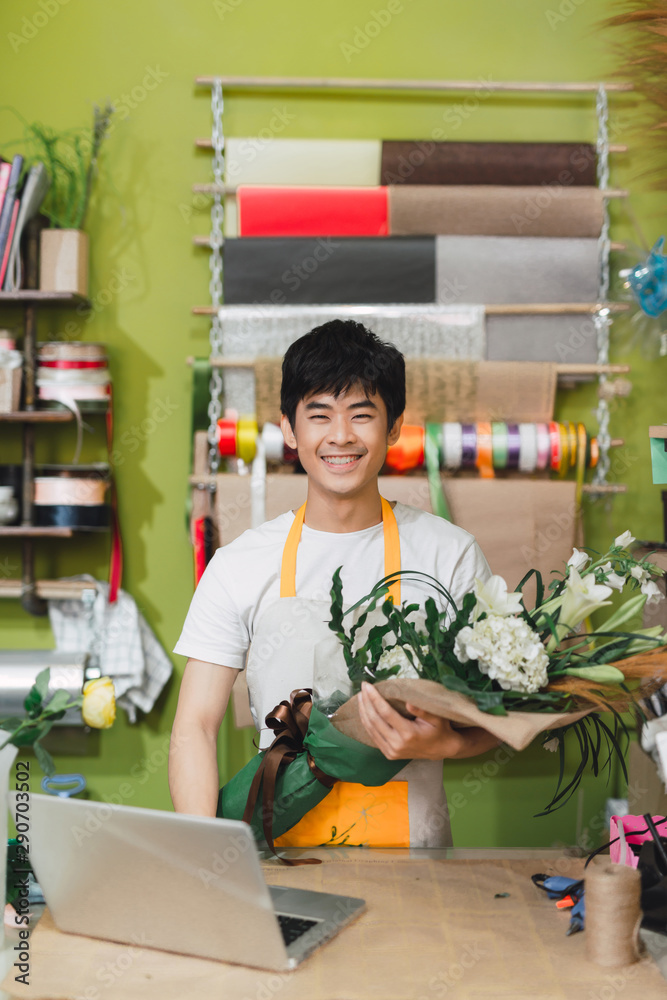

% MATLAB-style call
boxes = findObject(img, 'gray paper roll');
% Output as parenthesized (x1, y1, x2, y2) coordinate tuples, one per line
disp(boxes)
(436, 236, 600, 305)
(487, 313, 599, 363)
(217, 304, 486, 415)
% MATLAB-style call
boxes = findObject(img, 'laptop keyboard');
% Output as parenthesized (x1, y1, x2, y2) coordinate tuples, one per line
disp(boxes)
(277, 914, 318, 946)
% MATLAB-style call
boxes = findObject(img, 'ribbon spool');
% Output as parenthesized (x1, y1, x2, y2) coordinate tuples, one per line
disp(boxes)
(585, 863, 643, 967)
(216, 417, 238, 457)
(385, 425, 424, 472)
(261, 422, 286, 462)
(237, 417, 258, 465)
(34, 477, 108, 507)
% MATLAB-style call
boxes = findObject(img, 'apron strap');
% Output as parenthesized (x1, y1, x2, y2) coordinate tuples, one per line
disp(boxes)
(380, 497, 401, 605)
(280, 503, 306, 598)
(280, 499, 401, 604)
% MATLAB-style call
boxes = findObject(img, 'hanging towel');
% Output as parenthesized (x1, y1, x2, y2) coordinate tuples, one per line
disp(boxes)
(435, 235, 599, 305)
(486, 313, 599, 364)
(48, 577, 172, 722)
(380, 141, 598, 186)
(388, 185, 604, 238)
(223, 236, 435, 305)
(224, 138, 382, 187)
(216, 303, 486, 416)
(237, 185, 388, 237)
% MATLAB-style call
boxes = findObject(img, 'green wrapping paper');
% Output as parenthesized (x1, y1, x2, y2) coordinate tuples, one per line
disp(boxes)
(217, 702, 407, 846)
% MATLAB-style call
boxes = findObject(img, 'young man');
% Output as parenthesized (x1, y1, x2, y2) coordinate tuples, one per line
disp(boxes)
(170, 320, 499, 848)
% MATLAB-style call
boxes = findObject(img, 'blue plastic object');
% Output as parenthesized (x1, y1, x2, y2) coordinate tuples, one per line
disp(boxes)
(40, 773, 86, 798)
(627, 237, 667, 318)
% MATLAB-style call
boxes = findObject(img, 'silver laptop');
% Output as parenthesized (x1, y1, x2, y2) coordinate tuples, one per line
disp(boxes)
(14, 793, 365, 971)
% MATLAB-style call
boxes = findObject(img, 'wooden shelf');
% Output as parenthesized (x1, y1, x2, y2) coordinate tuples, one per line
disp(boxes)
(0, 579, 95, 600)
(0, 410, 74, 423)
(0, 291, 90, 307)
(0, 526, 73, 538)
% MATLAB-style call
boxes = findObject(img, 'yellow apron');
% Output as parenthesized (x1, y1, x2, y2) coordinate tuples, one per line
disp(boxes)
(243, 499, 452, 849)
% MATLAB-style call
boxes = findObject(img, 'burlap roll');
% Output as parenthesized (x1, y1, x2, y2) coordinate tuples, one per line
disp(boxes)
(389, 185, 604, 238)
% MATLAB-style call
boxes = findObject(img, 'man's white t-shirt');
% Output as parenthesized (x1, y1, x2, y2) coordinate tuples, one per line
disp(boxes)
(174, 502, 492, 668)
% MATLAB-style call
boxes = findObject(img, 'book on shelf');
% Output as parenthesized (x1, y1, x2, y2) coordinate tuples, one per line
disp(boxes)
(0, 155, 23, 272)
(2, 162, 50, 291)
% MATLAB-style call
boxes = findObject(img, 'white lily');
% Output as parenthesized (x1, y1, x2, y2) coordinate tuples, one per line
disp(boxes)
(614, 530, 635, 549)
(547, 567, 613, 651)
(599, 562, 626, 592)
(641, 579, 664, 605)
(472, 575, 524, 621)
(567, 548, 590, 573)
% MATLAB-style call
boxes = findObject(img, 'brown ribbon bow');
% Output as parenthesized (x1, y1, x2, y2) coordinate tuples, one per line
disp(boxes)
(242, 688, 337, 866)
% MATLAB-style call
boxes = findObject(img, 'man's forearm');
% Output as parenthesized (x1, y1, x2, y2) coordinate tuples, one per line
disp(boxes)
(448, 725, 502, 760)
(169, 723, 220, 817)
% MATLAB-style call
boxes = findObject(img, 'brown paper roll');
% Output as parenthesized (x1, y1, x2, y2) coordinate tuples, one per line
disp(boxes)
(381, 140, 598, 186)
(389, 185, 604, 238)
(585, 863, 643, 968)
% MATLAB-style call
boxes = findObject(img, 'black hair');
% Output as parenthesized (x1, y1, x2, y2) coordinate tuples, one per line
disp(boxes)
(280, 320, 406, 432)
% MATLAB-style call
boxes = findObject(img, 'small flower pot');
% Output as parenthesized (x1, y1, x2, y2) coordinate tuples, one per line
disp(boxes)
(39, 229, 89, 297)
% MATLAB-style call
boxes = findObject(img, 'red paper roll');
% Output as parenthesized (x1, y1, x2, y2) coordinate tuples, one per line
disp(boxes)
(237, 186, 389, 237)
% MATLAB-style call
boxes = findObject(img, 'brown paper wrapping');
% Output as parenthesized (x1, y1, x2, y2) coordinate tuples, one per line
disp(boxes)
(254, 358, 556, 427)
(389, 185, 604, 238)
(331, 677, 591, 752)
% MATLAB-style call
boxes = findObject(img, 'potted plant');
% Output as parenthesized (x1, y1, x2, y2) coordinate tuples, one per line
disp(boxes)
(3, 103, 114, 296)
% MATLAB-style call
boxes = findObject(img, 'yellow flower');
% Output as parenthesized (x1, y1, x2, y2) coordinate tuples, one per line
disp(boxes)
(81, 677, 116, 729)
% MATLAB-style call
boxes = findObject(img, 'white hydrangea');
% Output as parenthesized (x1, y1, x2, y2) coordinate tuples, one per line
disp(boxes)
(453, 614, 549, 694)
(376, 645, 425, 679)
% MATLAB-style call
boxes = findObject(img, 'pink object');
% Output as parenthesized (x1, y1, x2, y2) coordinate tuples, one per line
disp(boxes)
(0, 338, 15, 350)
(610, 813, 667, 868)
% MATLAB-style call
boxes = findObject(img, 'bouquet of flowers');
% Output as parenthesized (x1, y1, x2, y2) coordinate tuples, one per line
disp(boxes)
(218, 531, 667, 854)
(326, 529, 667, 813)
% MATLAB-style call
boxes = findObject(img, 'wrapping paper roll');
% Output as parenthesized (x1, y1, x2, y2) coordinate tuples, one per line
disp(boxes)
(388, 185, 604, 238)
(380, 141, 598, 186)
(237, 186, 388, 237)
(38, 342, 106, 361)
(224, 138, 382, 187)
(436, 236, 599, 305)
(216, 304, 485, 416)
(223, 236, 435, 305)
(486, 313, 599, 364)
(34, 477, 108, 506)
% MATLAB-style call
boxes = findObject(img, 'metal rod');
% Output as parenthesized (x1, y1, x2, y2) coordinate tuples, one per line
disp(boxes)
(193, 235, 627, 251)
(192, 302, 630, 317)
(192, 182, 627, 198)
(188, 474, 627, 491)
(196, 137, 630, 152)
(187, 356, 632, 374)
(195, 75, 633, 93)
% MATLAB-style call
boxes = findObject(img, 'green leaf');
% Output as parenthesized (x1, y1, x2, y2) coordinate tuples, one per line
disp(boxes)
(33, 741, 55, 777)
(33, 667, 50, 701)
(23, 687, 42, 716)
(43, 689, 72, 715)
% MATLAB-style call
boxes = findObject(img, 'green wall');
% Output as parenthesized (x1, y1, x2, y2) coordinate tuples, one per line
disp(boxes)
(0, 0, 664, 848)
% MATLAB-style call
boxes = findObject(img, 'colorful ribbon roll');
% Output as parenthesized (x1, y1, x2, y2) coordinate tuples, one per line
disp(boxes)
(385, 425, 424, 473)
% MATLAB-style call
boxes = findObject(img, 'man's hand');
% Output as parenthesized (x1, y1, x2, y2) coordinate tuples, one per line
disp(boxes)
(358, 681, 501, 761)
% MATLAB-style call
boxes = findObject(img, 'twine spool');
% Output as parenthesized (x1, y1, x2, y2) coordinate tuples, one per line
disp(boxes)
(585, 863, 643, 967)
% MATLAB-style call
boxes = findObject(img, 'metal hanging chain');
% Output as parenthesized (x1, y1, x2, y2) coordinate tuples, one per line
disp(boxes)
(593, 84, 612, 488)
(207, 78, 225, 474)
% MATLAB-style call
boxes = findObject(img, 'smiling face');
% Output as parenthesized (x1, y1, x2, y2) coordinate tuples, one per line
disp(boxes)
(280, 383, 403, 501)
